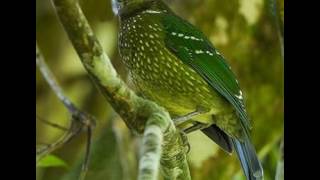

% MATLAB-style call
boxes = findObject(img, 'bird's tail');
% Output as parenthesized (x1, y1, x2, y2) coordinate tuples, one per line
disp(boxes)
(231, 134, 263, 180)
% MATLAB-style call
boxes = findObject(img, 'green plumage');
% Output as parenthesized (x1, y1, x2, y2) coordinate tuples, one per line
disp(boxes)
(162, 14, 252, 134)
(118, 1, 243, 138)
(114, 0, 263, 179)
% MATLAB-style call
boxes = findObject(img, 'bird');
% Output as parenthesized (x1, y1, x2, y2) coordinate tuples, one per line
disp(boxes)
(112, 0, 263, 179)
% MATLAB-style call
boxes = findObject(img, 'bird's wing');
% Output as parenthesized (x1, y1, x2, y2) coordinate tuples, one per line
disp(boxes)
(161, 14, 251, 134)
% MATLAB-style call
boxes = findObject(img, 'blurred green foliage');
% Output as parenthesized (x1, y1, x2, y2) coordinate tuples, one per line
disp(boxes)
(36, 0, 283, 180)
(37, 154, 69, 168)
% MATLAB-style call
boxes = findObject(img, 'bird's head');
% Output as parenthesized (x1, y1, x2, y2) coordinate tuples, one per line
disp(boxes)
(111, 0, 122, 15)
(111, 0, 171, 16)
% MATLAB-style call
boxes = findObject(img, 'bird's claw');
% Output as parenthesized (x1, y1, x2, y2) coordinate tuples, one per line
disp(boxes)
(173, 106, 208, 126)
(179, 130, 191, 154)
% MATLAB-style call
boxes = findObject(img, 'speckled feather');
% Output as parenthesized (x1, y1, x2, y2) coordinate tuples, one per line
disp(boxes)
(162, 14, 252, 135)
(118, 2, 244, 139)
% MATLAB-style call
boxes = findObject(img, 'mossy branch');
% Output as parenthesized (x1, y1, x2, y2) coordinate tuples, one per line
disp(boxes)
(50, 0, 191, 179)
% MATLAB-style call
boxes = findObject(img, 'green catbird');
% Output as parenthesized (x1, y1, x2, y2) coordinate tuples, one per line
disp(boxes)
(112, 0, 263, 179)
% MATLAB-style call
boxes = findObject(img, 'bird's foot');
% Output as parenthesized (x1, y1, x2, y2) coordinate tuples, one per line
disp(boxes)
(173, 107, 208, 126)
(179, 130, 191, 154)
(178, 122, 208, 154)
(184, 122, 207, 134)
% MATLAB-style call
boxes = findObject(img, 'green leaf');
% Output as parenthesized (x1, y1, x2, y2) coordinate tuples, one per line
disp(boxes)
(37, 154, 68, 168)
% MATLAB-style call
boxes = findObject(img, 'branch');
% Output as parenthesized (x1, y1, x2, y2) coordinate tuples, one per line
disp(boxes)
(270, 0, 284, 60)
(36, 115, 69, 131)
(36, 44, 95, 180)
(275, 136, 284, 180)
(138, 122, 163, 180)
(36, 45, 77, 113)
(50, 0, 191, 179)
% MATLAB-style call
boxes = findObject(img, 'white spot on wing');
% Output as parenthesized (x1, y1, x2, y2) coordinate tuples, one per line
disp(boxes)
(144, 10, 161, 14)
(206, 50, 214, 56)
(235, 90, 243, 99)
(195, 50, 204, 54)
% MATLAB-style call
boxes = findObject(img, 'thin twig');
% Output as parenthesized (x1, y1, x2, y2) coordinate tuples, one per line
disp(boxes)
(36, 44, 95, 180)
(36, 123, 81, 158)
(36, 115, 68, 131)
(79, 125, 93, 180)
(36, 46, 77, 113)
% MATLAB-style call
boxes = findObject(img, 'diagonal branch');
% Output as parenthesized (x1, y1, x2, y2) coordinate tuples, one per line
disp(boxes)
(36, 115, 69, 131)
(36, 45, 78, 113)
(50, 0, 191, 179)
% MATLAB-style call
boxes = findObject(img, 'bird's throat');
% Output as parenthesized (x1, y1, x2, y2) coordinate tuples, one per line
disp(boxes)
(118, 0, 154, 18)
(118, 0, 172, 19)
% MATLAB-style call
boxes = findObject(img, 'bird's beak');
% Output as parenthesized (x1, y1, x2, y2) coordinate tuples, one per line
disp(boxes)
(111, 0, 120, 15)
